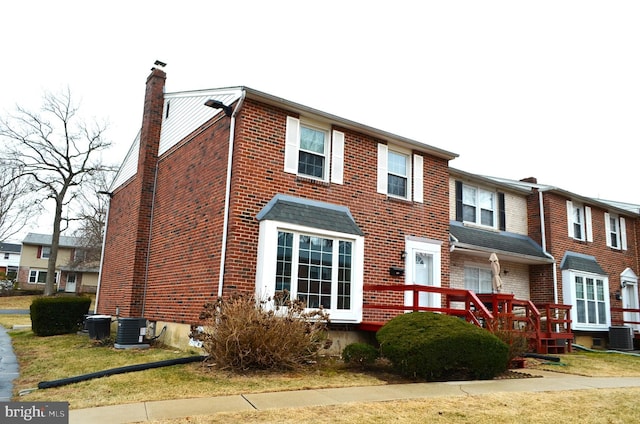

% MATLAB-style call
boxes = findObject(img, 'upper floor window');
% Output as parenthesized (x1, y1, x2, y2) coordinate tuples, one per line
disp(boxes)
(3, 253, 9, 260)
(377, 144, 423, 202)
(454, 181, 505, 230)
(284, 116, 344, 184)
(605, 212, 627, 250)
(40, 246, 51, 259)
(387, 150, 409, 198)
(566, 201, 592, 242)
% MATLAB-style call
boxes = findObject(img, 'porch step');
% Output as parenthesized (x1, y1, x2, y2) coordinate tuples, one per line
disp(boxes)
(538, 337, 570, 354)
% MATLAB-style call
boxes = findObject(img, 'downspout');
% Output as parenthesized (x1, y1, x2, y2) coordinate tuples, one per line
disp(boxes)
(539, 190, 558, 304)
(142, 162, 160, 316)
(94, 195, 111, 314)
(218, 92, 246, 297)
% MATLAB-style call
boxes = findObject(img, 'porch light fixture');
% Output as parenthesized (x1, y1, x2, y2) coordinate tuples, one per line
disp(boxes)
(204, 99, 232, 117)
(400, 250, 407, 261)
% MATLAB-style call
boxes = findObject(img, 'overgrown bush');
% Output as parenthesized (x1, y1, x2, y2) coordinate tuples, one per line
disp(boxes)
(191, 293, 331, 371)
(30, 295, 92, 336)
(377, 312, 509, 381)
(342, 342, 379, 369)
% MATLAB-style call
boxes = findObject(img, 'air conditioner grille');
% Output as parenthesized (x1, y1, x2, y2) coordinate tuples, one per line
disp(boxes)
(609, 326, 634, 350)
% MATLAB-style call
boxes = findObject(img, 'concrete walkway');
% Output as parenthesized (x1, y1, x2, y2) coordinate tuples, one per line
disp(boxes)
(69, 371, 640, 424)
(0, 325, 19, 402)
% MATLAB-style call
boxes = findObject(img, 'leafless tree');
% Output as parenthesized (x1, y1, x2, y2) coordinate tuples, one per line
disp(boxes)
(70, 167, 116, 265)
(0, 160, 42, 242)
(0, 88, 111, 295)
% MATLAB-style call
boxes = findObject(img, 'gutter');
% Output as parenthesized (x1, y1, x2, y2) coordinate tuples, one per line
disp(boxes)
(218, 91, 247, 298)
(94, 203, 109, 314)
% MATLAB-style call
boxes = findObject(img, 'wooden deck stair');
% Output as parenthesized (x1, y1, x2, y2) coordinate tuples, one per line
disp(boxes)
(360, 284, 573, 355)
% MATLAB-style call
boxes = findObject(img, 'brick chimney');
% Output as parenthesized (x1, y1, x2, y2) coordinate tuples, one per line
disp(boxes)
(520, 177, 537, 184)
(130, 66, 166, 316)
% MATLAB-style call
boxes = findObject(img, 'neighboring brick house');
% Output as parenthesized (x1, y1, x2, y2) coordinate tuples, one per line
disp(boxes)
(18, 233, 99, 293)
(0, 242, 21, 280)
(487, 176, 640, 349)
(96, 66, 458, 350)
(448, 169, 554, 302)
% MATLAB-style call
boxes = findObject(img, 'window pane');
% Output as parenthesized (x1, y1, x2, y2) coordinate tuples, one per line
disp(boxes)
(464, 268, 480, 292)
(598, 302, 606, 324)
(575, 276, 584, 299)
(37, 272, 47, 283)
(298, 235, 332, 309)
(298, 151, 324, 178)
(462, 186, 476, 205)
(586, 278, 594, 300)
(388, 151, 407, 175)
(587, 301, 596, 324)
(462, 204, 476, 222)
(479, 269, 493, 293)
(480, 209, 494, 226)
(300, 127, 325, 154)
(276, 232, 293, 292)
(479, 190, 494, 210)
(387, 174, 407, 197)
(577, 300, 586, 323)
(596, 280, 604, 301)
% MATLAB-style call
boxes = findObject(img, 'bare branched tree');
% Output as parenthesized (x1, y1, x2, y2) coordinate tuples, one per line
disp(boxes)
(71, 167, 116, 265)
(0, 88, 111, 295)
(0, 159, 42, 242)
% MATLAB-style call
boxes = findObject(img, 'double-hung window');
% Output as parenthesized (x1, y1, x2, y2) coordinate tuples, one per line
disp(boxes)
(284, 116, 344, 184)
(604, 212, 627, 250)
(464, 266, 493, 293)
(40, 246, 51, 259)
(566, 200, 592, 242)
(462, 184, 495, 227)
(377, 144, 423, 202)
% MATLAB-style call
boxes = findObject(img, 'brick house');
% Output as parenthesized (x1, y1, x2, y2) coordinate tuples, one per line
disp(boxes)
(18, 233, 99, 293)
(486, 176, 640, 349)
(96, 66, 458, 350)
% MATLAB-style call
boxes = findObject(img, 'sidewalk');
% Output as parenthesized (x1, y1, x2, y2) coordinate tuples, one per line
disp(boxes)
(69, 370, 640, 424)
(0, 325, 19, 402)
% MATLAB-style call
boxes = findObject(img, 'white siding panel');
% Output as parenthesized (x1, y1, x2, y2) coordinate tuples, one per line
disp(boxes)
(109, 132, 140, 190)
(159, 91, 241, 156)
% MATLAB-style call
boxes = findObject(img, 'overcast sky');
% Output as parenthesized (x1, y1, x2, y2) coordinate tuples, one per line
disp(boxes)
(2, 1, 640, 239)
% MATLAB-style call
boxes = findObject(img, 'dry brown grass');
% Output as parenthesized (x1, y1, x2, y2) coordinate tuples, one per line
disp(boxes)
(147, 388, 640, 424)
(4, 294, 640, 423)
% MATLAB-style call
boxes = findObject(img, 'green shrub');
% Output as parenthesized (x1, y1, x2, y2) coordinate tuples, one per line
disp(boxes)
(30, 295, 92, 336)
(191, 293, 331, 371)
(342, 342, 379, 368)
(377, 312, 509, 381)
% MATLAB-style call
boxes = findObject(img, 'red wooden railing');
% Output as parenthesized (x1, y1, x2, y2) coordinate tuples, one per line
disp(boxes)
(361, 284, 573, 354)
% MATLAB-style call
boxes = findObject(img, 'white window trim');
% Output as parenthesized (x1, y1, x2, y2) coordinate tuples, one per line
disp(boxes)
(377, 143, 422, 203)
(461, 183, 497, 229)
(463, 264, 493, 294)
(28, 269, 59, 284)
(566, 201, 593, 242)
(255, 219, 364, 323)
(605, 212, 627, 250)
(284, 116, 343, 184)
(562, 269, 610, 331)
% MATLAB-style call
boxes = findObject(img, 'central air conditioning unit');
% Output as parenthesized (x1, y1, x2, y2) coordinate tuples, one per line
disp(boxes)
(115, 317, 150, 349)
(609, 326, 634, 351)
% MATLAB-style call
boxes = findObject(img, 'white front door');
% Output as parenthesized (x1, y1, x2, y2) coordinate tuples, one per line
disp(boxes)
(621, 280, 639, 331)
(65, 273, 77, 293)
(404, 237, 442, 310)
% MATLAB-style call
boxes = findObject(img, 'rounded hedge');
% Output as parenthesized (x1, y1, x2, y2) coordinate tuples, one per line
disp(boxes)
(342, 342, 379, 368)
(376, 312, 509, 381)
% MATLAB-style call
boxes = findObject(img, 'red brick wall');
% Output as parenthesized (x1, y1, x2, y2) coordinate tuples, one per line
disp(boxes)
(99, 94, 452, 326)
(535, 191, 639, 314)
(222, 99, 451, 324)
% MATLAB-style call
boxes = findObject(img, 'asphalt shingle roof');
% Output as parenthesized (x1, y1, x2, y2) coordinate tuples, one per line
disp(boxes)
(450, 221, 549, 260)
(560, 252, 606, 275)
(257, 195, 364, 236)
